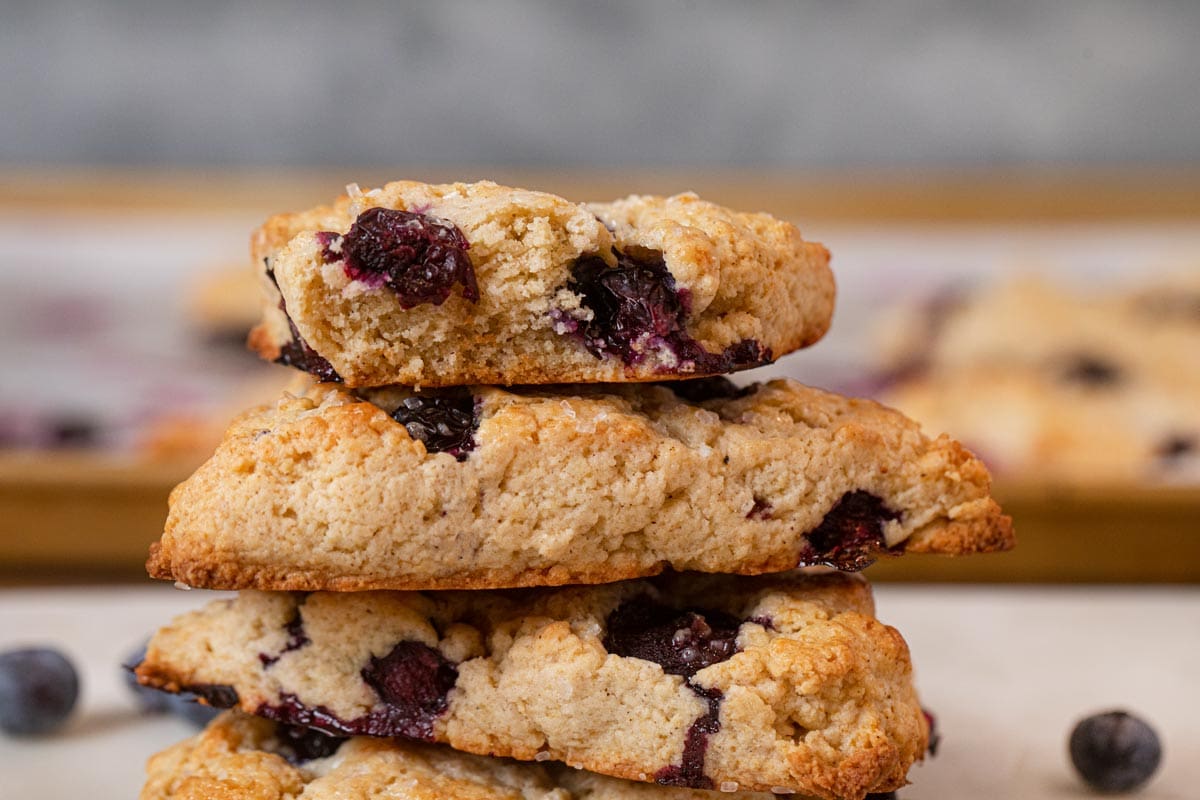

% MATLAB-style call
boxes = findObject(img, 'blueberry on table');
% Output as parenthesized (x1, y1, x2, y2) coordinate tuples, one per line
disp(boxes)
(1069, 710, 1161, 793)
(0, 647, 80, 735)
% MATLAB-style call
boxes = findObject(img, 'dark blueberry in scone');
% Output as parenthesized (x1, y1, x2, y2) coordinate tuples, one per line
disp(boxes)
(1069, 710, 1161, 793)
(603, 598, 742, 679)
(567, 249, 770, 373)
(274, 722, 347, 763)
(0, 647, 80, 735)
(923, 708, 941, 756)
(800, 491, 900, 571)
(276, 317, 343, 383)
(324, 208, 478, 308)
(1156, 434, 1196, 464)
(1060, 354, 1123, 387)
(658, 376, 755, 403)
(360, 641, 459, 738)
(389, 392, 479, 460)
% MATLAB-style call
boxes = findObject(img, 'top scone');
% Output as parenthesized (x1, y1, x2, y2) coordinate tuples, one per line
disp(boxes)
(249, 180, 834, 387)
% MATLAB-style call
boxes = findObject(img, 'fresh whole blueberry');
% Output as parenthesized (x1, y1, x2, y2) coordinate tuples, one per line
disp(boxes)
(1069, 710, 1161, 793)
(0, 647, 80, 735)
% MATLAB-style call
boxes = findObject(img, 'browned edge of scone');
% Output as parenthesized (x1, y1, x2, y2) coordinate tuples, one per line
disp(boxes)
(146, 503, 1012, 591)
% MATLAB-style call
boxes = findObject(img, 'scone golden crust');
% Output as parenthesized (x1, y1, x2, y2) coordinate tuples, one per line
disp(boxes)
(147, 378, 1013, 591)
(137, 573, 926, 798)
(144, 712, 824, 800)
(247, 180, 834, 387)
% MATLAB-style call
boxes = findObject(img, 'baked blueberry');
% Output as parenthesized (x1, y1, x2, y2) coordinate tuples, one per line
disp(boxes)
(800, 491, 900, 571)
(603, 598, 741, 679)
(567, 249, 770, 373)
(275, 722, 346, 763)
(0, 647, 80, 735)
(390, 392, 479, 460)
(326, 207, 478, 308)
(1069, 710, 1161, 793)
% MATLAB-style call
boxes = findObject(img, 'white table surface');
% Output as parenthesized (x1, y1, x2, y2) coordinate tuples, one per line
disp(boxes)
(0, 584, 1196, 800)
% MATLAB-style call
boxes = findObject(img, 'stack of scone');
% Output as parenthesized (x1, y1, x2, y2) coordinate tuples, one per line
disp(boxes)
(135, 180, 1014, 800)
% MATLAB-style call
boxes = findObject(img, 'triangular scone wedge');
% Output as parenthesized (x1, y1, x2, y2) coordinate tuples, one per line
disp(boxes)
(248, 180, 834, 387)
(137, 572, 927, 799)
(148, 378, 1013, 591)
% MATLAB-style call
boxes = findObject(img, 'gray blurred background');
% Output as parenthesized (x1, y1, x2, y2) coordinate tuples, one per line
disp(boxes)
(3, 0, 1199, 168)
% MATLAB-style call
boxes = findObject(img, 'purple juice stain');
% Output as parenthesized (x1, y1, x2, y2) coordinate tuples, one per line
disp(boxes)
(798, 491, 900, 571)
(259, 606, 311, 668)
(256, 641, 457, 741)
(565, 249, 770, 374)
(390, 391, 479, 461)
(321, 207, 478, 309)
(604, 597, 744, 788)
(654, 686, 722, 789)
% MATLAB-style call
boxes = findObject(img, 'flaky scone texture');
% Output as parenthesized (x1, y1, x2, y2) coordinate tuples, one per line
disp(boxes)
(138, 573, 925, 798)
(248, 180, 834, 387)
(144, 712, 817, 800)
(148, 379, 1012, 592)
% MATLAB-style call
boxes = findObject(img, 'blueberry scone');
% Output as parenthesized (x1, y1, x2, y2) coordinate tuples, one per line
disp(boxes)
(147, 378, 1013, 591)
(875, 277, 1200, 484)
(143, 711, 866, 800)
(136, 572, 926, 798)
(247, 180, 834, 387)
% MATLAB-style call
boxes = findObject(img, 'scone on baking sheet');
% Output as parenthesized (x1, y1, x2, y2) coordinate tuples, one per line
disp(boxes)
(143, 711, 859, 800)
(136, 571, 928, 799)
(146, 378, 1013, 592)
(248, 180, 835, 387)
(875, 276, 1200, 484)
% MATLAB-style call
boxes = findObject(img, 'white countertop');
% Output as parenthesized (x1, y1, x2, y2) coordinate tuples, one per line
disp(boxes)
(0, 584, 1196, 799)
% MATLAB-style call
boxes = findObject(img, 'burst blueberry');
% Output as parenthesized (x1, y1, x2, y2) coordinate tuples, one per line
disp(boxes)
(325, 207, 478, 308)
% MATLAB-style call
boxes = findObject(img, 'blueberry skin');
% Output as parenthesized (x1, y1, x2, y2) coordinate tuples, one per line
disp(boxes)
(0, 647, 80, 735)
(1069, 710, 1162, 793)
